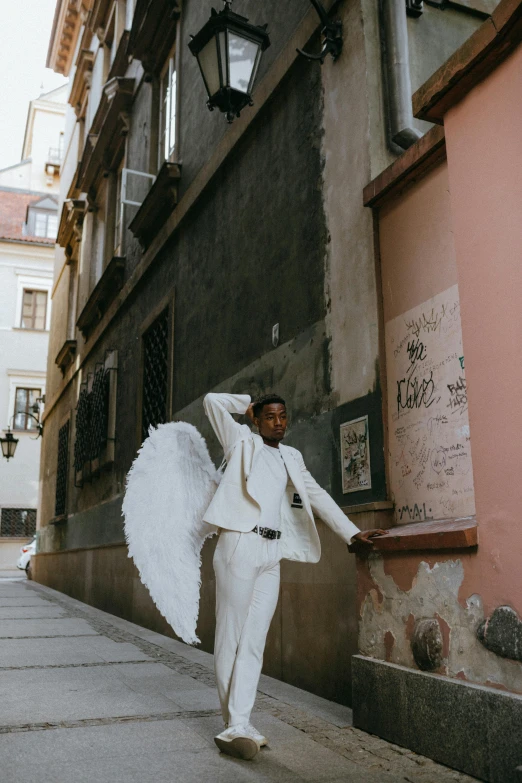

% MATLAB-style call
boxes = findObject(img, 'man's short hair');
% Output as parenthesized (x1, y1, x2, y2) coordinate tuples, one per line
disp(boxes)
(252, 394, 286, 418)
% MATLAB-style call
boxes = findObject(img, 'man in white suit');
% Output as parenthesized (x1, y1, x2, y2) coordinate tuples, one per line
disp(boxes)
(203, 392, 387, 760)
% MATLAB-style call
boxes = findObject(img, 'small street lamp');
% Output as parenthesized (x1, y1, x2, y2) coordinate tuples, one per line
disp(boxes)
(190, 0, 343, 123)
(0, 430, 19, 462)
(0, 396, 44, 461)
(189, 0, 270, 123)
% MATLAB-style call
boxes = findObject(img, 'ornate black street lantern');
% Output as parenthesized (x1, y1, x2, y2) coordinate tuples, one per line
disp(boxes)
(190, 1, 343, 122)
(189, 0, 270, 123)
(0, 430, 19, 462)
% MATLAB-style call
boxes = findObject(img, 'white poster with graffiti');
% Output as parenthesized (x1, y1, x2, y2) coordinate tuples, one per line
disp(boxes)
(385, 284, 475, 524)
(340, 415, 371, 494)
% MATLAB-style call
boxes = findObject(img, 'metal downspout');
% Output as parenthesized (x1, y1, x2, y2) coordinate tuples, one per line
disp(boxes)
(382, 0, 423, 151)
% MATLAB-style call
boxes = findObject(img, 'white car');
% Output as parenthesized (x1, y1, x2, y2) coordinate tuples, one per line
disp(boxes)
(17, 536, 36, 573)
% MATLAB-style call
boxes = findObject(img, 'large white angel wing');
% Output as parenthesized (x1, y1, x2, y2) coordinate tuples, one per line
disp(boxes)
(122, 421, 220, 644)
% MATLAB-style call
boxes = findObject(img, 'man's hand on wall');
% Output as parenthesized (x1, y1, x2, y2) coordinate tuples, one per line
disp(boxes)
(351, 529, 388, 548)
(246, 403, 255, 423)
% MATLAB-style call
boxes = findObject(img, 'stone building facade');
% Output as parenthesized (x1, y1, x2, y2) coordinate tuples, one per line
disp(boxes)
(37, 0, 496, 718)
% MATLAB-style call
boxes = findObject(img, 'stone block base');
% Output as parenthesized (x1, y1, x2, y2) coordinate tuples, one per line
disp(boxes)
(352, 655, 522, 782)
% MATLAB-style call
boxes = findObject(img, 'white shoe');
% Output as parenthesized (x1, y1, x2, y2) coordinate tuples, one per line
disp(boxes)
(246, 722, 268, 747)
(214, 725, 260, 760)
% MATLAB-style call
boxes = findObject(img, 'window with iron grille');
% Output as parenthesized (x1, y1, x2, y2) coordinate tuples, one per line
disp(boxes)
(0, 509, 36, 537)
(72, 350, 117, 487)
(142, 308, 170, 442)
(55, 421, 70, 517)
(73, 365, 110, 480)
(89, 365, 110, 460)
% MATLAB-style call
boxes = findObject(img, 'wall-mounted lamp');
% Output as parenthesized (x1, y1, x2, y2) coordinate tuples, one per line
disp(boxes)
(0, 397, 44, 461)
(189, 0, 343, 123)
(0, 430, 19, 462)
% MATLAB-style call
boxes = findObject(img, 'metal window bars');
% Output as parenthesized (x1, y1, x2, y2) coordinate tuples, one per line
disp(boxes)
(55, 421, 70, 517)
(0, 508, 36, 537)
(141, 308, 169, 442)
(73, 350, 117, 487)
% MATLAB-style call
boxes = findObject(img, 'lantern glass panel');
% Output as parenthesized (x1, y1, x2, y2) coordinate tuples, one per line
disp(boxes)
(198, 37, 221, 98)
(228, 34, 259, 93)
(218, 30, 228, 85)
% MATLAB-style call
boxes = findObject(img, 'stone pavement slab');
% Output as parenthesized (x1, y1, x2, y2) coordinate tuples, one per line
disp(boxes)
(0, 595, 53, 606)
(0, 605, 67, 619)
(0, 717, 208, 763)
(0, 618, 99, 637)
(0, 664, 183, 725)
(0, 635, 151, 668)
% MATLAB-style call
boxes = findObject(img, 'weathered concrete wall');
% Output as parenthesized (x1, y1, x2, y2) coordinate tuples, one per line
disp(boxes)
(357, 552, 522, 693)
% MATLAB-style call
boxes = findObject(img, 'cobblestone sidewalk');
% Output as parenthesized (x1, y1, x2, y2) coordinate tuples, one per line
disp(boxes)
(0, 575, 477, 783)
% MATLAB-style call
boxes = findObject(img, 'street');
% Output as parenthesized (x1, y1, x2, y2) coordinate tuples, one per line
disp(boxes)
(0, 572, 476, 783)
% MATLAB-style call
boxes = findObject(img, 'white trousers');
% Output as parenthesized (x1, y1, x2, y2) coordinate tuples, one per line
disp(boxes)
(213, 530, 281, 727)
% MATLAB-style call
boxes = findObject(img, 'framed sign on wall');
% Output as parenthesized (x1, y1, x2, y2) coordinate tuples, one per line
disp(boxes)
(340, 415, 372, 494)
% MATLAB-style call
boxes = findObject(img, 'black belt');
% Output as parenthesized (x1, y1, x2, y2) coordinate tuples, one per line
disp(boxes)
(252, 525, 281, 540)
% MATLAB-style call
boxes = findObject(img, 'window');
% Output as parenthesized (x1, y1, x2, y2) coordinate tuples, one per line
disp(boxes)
(55, 421, 70, 517)
(141, 308, 170, 442)
(159, 50, 177, 165)
(34, 211, 58, 239)
(0, 509, 36, 538)
(13, 388, 41, 431)
(21, 289, 48, 330)
(91, 182, 107, 286)
(73, 351, 118, 486)
(114, 159, 124, 256)
(25, 197, 58, 238)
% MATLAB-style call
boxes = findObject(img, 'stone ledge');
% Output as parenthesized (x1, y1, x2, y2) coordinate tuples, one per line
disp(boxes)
(342, 501, 394, 515)
(363, 125, 446, 209)
(348, 516, 477, 553)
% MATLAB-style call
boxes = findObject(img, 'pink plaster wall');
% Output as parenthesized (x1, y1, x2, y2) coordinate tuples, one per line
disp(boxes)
(444, 45, 522, 616)
(379, 162, 457, 324)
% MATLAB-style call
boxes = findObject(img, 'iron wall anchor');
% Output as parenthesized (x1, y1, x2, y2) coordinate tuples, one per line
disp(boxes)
(297, 0, 343, 63)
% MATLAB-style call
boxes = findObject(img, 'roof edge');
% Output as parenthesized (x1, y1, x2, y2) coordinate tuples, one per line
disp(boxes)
(413, 0, 522, 123)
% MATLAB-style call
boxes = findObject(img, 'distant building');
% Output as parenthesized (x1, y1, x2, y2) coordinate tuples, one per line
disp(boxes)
(0, 87, 65, 570)
(0, 85, 67, 193)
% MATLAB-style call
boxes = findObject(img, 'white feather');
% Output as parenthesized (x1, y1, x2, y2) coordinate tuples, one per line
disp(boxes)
(122, 421, 220, 644)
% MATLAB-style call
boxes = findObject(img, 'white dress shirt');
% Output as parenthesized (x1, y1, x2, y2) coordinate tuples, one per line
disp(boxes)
(254, 445, 288, 531)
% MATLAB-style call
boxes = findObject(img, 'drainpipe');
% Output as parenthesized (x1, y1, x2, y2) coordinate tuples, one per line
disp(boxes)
(381, 0, 423, 151)
(126, 0, 134, 31)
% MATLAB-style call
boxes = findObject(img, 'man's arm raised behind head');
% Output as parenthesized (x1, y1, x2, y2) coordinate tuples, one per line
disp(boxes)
(203, 393, 252, 457)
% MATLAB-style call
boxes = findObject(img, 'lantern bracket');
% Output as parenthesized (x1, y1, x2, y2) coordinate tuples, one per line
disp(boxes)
(297, 0, 343, 63)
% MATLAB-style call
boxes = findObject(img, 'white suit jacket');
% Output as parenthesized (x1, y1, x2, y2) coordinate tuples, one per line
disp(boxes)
(202, 393, 360, 563)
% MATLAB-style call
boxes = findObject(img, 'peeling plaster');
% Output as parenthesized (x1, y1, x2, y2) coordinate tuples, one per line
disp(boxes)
(359, 554, 522, 693)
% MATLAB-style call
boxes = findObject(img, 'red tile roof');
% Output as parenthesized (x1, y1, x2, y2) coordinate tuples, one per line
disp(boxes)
(0, 188, 56, 244)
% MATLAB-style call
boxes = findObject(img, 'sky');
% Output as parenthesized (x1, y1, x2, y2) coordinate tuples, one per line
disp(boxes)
(0, 0, 68, 171)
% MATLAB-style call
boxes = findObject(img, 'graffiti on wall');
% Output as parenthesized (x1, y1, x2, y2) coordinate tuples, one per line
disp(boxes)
(385, 284, 475, 522)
